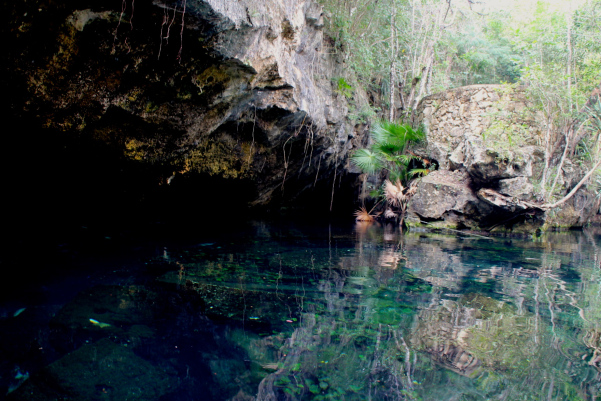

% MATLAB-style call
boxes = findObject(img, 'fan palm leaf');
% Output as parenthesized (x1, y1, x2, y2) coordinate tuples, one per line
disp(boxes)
(370, 121, 425, 156)
(351, 149, 384, 174)
(397, 154, 421, 165)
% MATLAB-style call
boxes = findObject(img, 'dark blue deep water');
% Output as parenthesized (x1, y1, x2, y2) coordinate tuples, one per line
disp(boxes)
(1, 222, 600, 400)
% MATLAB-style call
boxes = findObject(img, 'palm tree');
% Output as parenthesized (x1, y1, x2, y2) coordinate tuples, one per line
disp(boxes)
(351, 121, 426, 224)
(351, 121, 425, 182)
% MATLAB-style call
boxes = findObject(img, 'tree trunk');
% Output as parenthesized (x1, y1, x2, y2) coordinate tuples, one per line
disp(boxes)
(540, 116, 553, 199)
(444, 54, 453, 88)
(414, 53, 433, 109)
(567, 2, 573, 112)
(398, 81, 406, 110)
(547, 128, 572, 199)
(406, 72, 422, 114)
(389, 11, 396, 122)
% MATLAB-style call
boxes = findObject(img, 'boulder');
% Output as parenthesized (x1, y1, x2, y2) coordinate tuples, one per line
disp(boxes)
(450, 133, 542, 186)
(407, 170, 493, 229)
(497, 177, 534, 201)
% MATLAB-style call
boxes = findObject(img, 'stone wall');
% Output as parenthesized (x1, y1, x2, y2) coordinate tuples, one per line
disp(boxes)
(413, 84, 542, 171)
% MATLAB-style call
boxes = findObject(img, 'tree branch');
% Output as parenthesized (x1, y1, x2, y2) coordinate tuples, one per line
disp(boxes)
(541, 157, 601, 209)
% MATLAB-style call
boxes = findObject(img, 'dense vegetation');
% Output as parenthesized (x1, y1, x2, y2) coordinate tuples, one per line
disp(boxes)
(323, 0, 601, 205)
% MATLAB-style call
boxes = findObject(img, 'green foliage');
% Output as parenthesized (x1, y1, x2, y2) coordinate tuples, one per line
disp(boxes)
(351, 121, 424, 183)
(319, 0, 601, 128)
(370, 121, 423, 153)
(335, 77, 354, 98)
(322, 0, 601, 205)
(348, 104, 378, 124)
(442, 21, 522, 88)
(407, 168, 431, 178)
(351, 148, 383, 175)
(584, 100, 601, 134)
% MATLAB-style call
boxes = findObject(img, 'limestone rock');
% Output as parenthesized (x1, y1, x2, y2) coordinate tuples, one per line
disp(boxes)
(5, 0, 365, 213)
(413, 85, 542, 182)
(9, 338, 178, 400)
(498, 177, 534, 201)
(407, 170, 493, 229)
(412, 84, 600, 231)
(544, 188, 599, 228)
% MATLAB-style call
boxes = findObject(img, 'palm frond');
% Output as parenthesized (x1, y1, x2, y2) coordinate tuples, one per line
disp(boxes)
(354, 207, 376, 222)
(388, 169, 406, 184)
(372, 142, 403, 155)
(585, 101, 601, 132)
(351, 149, 383, 174)
(397, 154, 422, 165)
(370, 121, 425, 155)
(408, 168, 431, 178)
(370, 121, 395, 144)
(369, 187, 385, 199)
(384, 179, 405, 207)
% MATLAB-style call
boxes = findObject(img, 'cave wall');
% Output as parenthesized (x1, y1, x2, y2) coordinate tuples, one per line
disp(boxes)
(2, 0, 364, 229)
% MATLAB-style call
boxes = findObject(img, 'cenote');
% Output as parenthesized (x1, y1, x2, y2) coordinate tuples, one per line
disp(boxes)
(1, 221, 600, 400)
(4, 0, 601, 399)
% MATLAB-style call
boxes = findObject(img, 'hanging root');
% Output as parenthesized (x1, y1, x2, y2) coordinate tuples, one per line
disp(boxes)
(129, 0, 135, 28)
(330, 149, 339, 212)
(298, 122, 314, 178)
(158, 1, 183, 60)
(111, 0, 128, 54)
(281, 114, 307, 192)
(177, 0, 187, 62)
(111, 0, 137, 54)
(313, 155, 321, 187)
(247, 106, 257, 167)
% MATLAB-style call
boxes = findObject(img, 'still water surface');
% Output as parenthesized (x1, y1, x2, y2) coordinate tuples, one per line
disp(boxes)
(2, 222, 601, 400)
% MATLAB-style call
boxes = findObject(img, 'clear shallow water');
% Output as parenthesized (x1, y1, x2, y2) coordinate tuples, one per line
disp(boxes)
(2, 222, 601, 400)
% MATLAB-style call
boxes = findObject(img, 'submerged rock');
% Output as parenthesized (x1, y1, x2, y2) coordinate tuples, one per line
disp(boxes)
(8, 338, 178, 400)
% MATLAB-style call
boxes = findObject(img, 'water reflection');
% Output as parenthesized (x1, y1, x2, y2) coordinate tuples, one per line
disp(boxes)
(3, 223, 601, 400)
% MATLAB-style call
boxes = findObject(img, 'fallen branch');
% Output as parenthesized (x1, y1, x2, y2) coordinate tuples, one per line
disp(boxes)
(548, 118, 591, 199)
(541, 157, 601, 209)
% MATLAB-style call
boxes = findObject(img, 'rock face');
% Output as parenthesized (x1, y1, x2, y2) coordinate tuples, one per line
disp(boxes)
(416, 85, 541, 170)
(406, 170, 493, 229)
(3, 0, 361, 222)
(410, 84, 599, 232)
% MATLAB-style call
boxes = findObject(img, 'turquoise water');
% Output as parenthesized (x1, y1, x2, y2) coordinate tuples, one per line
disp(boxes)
(2, 222, 601, 400)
